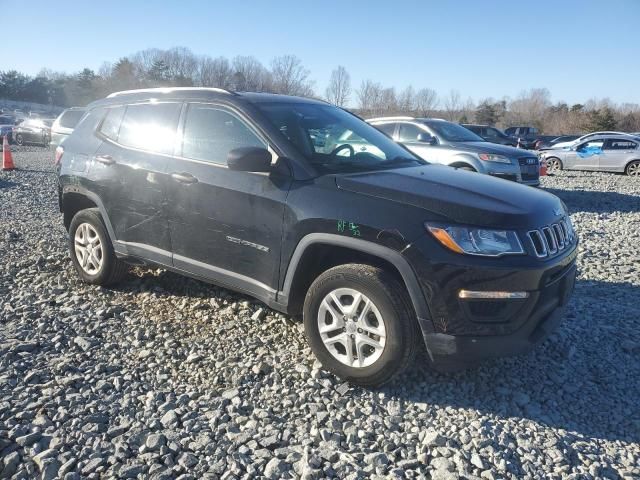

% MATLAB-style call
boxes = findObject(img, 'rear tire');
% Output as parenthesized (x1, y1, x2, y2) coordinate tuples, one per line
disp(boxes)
(626, 160, 640, 177)
(15, 134, 24, 146)
(303, 264, 419, 387)
(68, 209, 128, 285)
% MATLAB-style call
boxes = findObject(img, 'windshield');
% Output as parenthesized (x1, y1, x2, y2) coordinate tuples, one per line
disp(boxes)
(255, 103, 424, 174)
(423, 120, 484, 142)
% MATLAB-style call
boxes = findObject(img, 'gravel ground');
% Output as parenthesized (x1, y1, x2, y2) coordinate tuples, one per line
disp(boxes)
(1, 147, 639, 480)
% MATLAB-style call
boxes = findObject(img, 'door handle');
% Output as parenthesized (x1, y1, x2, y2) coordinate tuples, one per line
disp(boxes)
(171, 172, 198, 184)
(94, 154, 115, 165)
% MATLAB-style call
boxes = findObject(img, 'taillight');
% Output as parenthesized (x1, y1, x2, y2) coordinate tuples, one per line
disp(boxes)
(54, 146, 64, 165)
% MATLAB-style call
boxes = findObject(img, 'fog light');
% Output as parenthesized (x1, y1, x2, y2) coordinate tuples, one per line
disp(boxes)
(459, 290, 529, 299)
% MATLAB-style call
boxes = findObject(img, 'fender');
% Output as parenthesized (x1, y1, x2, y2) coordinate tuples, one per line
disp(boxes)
(61, 185, 121, 252)
(278, 233, 433, 330)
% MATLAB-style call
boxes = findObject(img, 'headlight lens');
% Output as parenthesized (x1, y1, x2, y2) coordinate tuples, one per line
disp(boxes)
(426, 224, 524, 257)
(477, 153, 512, 164)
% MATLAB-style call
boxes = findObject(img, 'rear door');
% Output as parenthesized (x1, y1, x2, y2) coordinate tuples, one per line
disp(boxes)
(600, 138, 638, 171)
(164, 102, 291, 296)
(92, 102, 181, 264)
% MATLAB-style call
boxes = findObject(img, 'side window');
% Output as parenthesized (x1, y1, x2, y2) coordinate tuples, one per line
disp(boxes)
(484, 128, 497, 138)
(577, 140, 604, 152)
(118, 103, 181, 155)
(375, 123, 396, 137)
(99, 106, 125, 141)
(398, 123, 423, 142)
(182, 104, 266, 165)
(604, 139, 637, 150)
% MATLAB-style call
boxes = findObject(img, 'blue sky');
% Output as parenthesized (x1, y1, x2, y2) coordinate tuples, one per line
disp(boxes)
(3, 0, 639, 105)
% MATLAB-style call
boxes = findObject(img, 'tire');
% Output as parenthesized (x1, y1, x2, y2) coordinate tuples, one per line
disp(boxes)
(68, 208, 128, 285)
(546, 157, 563, 173)
(15, 133, 24, 146)
(626, 160, 640, 177)
(303, 264, 419, 387)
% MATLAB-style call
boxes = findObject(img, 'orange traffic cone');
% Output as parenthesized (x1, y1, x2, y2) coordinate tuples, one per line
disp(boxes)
(2, 135, 16, 171)
(539, 158, 547, 176)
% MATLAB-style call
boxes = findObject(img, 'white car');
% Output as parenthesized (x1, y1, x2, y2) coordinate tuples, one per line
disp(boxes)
(549, 131, 629, 149)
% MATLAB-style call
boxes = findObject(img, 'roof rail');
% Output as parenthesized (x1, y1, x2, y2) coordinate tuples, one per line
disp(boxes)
(366, 116, 415, 122)
(107, 87, 234, 98)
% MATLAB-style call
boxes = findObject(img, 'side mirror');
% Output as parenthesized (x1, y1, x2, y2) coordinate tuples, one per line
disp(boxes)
(417, 133, 436, 145)
(227, 147, 272, 172)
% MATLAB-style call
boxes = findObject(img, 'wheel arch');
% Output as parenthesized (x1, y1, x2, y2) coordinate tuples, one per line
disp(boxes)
(61, 187, 116, 241)
(280, 234, 432, 328)
(624, 158, 640, 175)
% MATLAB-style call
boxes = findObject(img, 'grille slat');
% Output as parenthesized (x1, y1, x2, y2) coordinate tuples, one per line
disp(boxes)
(528, 217, 574, 258)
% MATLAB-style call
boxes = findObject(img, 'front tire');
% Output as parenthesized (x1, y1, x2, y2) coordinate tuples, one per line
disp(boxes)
(626, 160, 640, 177)
(303, 264, 419, 387)
(546, 157, 563, 173)
(68, 209, 128, 285)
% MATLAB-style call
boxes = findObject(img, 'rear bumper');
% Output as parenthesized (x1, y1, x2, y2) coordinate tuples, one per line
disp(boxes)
(424, 262, 576, 369)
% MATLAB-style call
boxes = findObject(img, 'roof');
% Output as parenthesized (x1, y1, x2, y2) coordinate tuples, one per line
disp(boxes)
(367, 116, 449, 123)
(90, 87, 325, 108)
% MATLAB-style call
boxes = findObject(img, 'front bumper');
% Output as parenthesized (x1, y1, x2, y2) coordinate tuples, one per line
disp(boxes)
(406, 236, 578, 368)
(425, 263, 576, 369)
(480, 160, 540, 186)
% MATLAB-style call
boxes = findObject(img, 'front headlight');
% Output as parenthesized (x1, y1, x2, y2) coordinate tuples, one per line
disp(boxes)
(426, 223, 524, 257)
(477, 153, 512, 164)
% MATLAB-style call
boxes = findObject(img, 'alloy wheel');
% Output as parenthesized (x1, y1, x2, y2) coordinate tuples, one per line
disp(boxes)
(317, 288, 386, 368)
(628, 162, 640, 177)
(74, 222, 103, 275)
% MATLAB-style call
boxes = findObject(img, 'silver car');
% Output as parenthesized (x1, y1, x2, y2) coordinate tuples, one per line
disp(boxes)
(50, 107, 86, 148)
(368, 117, 540, 186)
(540, 134, 640, 176)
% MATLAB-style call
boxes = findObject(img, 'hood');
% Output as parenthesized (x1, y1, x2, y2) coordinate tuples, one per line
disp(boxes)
(336, 165, 564, 229)
(449, 141, 535, 157)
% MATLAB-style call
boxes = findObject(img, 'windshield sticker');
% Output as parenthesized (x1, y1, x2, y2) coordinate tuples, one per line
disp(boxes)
(337, 220, 361, 237)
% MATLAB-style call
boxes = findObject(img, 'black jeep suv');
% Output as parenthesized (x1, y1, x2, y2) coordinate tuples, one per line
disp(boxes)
(56, 88, 578, 386)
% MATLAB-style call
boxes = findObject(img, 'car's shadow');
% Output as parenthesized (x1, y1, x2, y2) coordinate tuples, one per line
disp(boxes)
(543, 185, 640, 214)
(385, 278, 640, 444)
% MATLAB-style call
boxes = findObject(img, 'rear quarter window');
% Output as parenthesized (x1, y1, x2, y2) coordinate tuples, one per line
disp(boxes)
(99, 106, 126, 141)
(58, 109, 86, 129)
(118, 102, 182, 155)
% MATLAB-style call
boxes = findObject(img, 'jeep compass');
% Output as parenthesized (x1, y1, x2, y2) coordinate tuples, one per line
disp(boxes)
(56, 88, 578, 386)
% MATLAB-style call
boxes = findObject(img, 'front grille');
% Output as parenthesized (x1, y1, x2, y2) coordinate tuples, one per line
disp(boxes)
(519, 157, 539, 181)
(528, 218, 574, 258)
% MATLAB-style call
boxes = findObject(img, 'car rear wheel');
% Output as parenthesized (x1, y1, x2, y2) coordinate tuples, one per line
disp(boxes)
(68, 209, 128, 285)
(626, 160, 640, 177)
(303, 264, 419, 387)
(546, 157, 562, 173)
(15, 133, 24, 146)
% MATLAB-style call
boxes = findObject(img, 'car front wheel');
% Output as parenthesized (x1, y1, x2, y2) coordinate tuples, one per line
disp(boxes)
(303, 264, 419, 387)
(546, 157, 563, 173)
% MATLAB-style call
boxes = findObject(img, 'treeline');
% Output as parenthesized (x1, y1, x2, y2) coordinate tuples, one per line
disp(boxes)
(1, 46, 639, 134)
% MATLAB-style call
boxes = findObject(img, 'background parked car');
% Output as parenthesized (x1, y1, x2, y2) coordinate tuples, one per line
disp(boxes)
(540, 134, 640, 176)
(50, 107, 86, 148)
(12, 118, 51, 146)
(461, 124, 517, 146)
(536, 135, 580, 150)
(368, 117, 540, 186)
(504, 126, 540, 149)
(549, 131, 630, 149)
(0, 124, 14, 143)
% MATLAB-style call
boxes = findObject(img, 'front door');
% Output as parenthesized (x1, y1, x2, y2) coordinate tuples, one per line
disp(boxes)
(570, 139, 604, 170)
(164, 103, 291, 299)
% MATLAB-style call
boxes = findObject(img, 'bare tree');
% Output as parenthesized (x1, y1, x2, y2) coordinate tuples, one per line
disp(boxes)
(414, 88, 438, 117)
(442, 89, 461, 121)
(270, 55, 314, 96)
(325, 66, 351, 107)
(397, 86, 415, 113)
(231, 56, 271, 92)
(198, 56, 232, 88)
(507, 88, 551, 127)
(356, 79, 381, 113)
